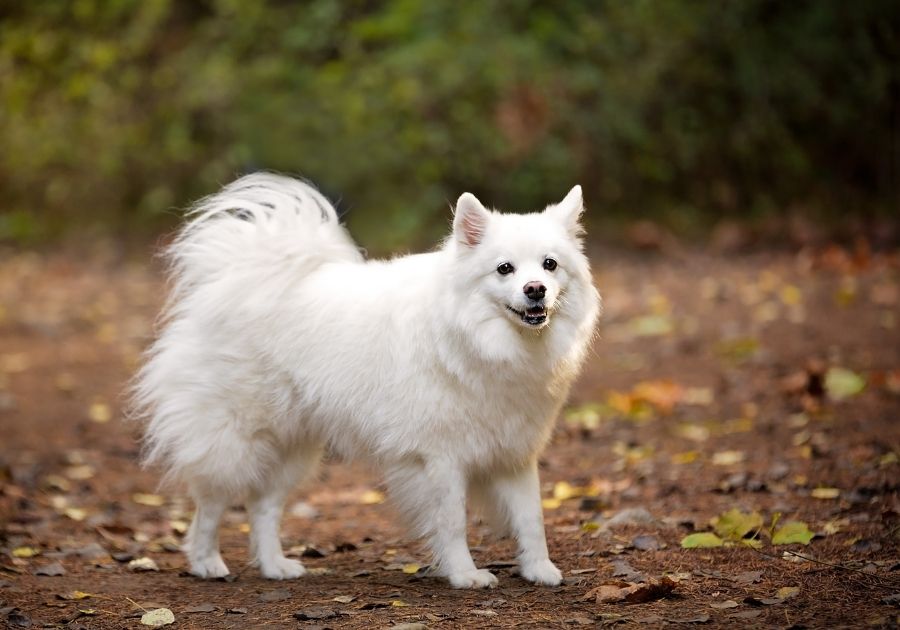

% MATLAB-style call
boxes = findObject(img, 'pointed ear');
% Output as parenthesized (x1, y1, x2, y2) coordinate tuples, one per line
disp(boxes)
(546, 185, 585, 236)
(453, 192, 491, 247)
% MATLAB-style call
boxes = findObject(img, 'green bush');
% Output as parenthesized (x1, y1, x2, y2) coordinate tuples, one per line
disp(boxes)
(0, 1, 895, 249)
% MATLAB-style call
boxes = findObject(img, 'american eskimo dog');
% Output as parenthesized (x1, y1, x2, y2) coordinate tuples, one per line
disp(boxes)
(134, 173, 600, 587)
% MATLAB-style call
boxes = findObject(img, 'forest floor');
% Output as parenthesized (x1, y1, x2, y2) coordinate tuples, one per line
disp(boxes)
(1, 243, 899, 629)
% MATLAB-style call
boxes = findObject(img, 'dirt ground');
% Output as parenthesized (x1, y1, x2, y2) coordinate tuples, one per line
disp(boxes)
(1, 242, 899, 629)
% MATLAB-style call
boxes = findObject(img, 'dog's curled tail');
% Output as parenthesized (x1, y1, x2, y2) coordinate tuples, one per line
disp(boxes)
(165, 172, 362, 300)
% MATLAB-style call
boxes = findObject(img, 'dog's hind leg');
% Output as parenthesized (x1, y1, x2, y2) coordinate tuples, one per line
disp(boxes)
(246, 446, 321, 579)
(185, 489, 230, 578)
(247, 486, 306, 579)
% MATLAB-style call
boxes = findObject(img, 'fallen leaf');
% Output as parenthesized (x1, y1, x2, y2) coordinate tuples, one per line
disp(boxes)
(553, 481, 585, 501)
(64, 507, 87, 521)
(57, 591, 91, 601)
(64, 465, 94, 480)
(128, 557, 159, 572)
(354, 488, 385, 505)
(712, 451, 745, 466)
(681, 533, 724, 549)
(772, 521, 814, 545)
(401, 563, 420, 574)
(585, 577, 676, 604)
(226, 608, 247, 614)
(390, 600, 409, 607)
(88, 402, 112, 423)
(630, 315, 674, 337)
(542, 498, 562, 510)
(810, 487, 840, 500)
(332, 595, 355, 604)
(824, 367, 865, 400)
(672, 451, 700, 464)
(632, 380, 684, 414)
(12, 546, 39, 558)
(776, 586, 800, 600)
(140, 608, 174, 627)
(712, 508, 763, 541)
(132, 493, 166, 507)
(710, 599, 739, 609)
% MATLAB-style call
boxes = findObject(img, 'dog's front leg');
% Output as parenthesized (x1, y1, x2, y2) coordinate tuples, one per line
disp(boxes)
(387, 458, 497, 589)
(490, 461, 562, 586)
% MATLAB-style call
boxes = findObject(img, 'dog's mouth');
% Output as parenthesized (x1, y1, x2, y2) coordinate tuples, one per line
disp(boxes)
(506, 304, 548, 327)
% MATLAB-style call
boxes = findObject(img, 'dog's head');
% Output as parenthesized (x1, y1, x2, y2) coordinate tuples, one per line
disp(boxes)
(450, 186, 589, 332)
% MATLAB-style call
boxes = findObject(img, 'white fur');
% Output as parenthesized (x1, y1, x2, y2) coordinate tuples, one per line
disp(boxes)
(132, 173, 600, 586)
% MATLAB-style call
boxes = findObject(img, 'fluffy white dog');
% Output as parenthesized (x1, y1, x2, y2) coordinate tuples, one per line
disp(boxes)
(133, 173, 600, 588)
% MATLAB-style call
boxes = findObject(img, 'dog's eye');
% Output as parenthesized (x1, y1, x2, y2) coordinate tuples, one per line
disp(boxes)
(497, 262, 515, 275)
(543, 258, 558, 271)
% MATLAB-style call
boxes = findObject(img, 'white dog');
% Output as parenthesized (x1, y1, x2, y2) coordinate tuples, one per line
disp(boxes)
(133, 173, 600, 588)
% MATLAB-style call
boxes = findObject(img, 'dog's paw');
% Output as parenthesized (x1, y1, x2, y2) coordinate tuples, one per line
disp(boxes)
(190, 554, 230, 579)
(259, 556, 307, 580)
(447, 568, 498, 589)
(520, 558, 562, 586)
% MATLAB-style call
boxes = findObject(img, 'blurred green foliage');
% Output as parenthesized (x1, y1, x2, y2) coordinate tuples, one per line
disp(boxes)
(0, 0, 896, 249)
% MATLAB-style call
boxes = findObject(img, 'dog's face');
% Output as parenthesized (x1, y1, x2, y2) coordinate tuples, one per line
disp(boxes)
(451, 186, 588, 331)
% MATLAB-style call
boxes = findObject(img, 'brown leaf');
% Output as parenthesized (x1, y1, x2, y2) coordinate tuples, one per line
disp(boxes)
(585, 577, 676, 604)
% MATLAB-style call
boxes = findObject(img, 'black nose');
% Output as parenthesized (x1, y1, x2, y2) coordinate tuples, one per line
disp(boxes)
(523, 281, 546, 300)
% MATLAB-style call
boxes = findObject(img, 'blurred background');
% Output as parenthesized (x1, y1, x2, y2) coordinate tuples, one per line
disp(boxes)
(1, 0, 897, 253)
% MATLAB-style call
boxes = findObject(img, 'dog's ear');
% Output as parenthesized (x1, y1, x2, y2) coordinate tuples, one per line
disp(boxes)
(453, 193, 490, 247)
(546, 185, 585, 237)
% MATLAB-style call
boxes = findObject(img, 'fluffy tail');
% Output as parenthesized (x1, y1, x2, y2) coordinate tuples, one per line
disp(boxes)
(129, 173, 362, 478)
(167, 172, 362, 299)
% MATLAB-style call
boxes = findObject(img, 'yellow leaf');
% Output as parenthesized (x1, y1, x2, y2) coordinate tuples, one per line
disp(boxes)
(60, 591, 92, 600)
(681, 532, 724, 548)
(43, 474, 71, 491)
(12, 546, 39, 558)
(671, 451, 700, 465)
(811, 487, 840, 499)
(65, 465, 95, 480)
(580, 521, 600, 532)
(713, 508, 763, 541)
(88, 402, 112, 423)
(390, 600, 408, 607)
(823, 518, 849, 535)
(676, 423, 709, 442)
(360, 490, 385, 505)
(132, 493, 166, 507)
(779, 285, 802, 306)
(170, 520, 188, 534)
(553, 481, 585, 501)
(712, 450, 745, 466)
(64, 507, 87, 521)
(401, 563, 420, 574)
(541, 498, 562, 510)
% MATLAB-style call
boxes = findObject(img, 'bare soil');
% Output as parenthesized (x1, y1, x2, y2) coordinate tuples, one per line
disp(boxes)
(1, 244, 898, 629)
